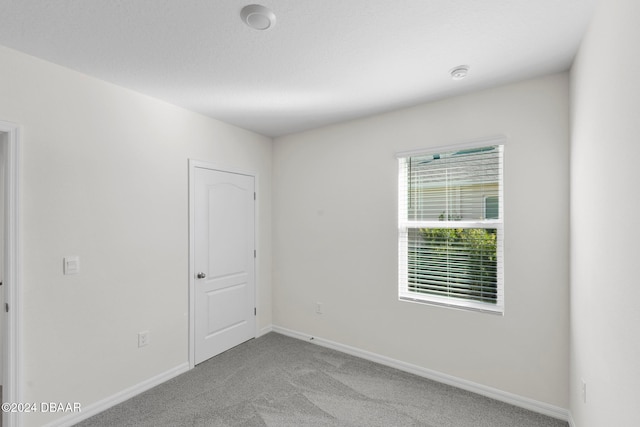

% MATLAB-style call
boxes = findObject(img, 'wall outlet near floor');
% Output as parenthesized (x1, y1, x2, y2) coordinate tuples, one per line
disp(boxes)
(581, 379, 587, 403)
(63, 256, 80, 275)
(316, 302, 323, 314)
(138, 331, 150, 347)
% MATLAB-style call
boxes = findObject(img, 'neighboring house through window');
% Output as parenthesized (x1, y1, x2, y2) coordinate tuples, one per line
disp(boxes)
(397, 139, 504, 314)
(484, 195, 499, 220)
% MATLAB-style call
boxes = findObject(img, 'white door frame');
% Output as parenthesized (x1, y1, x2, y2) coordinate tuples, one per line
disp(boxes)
(0, 120, 22, 427)
(188, 159, 257, 369)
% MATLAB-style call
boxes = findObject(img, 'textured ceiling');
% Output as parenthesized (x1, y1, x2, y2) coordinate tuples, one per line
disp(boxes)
(0, 1, 596, 137)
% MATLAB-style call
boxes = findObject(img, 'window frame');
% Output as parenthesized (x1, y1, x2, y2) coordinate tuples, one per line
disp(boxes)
(397, 138, 505, 315)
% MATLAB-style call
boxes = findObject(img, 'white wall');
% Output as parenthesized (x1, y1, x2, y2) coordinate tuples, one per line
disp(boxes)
(273, 73, 570, 408)
(570, 0, 640, 425)
(0, 45, 272, 426)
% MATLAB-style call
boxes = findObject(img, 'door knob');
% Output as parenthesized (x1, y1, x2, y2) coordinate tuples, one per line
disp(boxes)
(197, 272, 206, 279)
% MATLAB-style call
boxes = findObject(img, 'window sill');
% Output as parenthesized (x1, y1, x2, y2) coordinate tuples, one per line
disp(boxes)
(399, 295, 504, 316)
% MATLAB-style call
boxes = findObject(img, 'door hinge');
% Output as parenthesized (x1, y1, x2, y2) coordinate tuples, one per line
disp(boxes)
(4, 303, 8, 313)
(254, 249, 256, 258)
(254, 307, 257, 316)
(254, 192, 256, 200)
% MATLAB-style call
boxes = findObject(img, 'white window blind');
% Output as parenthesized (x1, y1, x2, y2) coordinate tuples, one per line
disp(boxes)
(398, 142, 504, 314)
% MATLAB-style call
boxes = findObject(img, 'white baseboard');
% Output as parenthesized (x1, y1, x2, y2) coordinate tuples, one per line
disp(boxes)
(44, 362, 190, 427)
(271, 325, 570, 422)
(257, 324, 273, 337)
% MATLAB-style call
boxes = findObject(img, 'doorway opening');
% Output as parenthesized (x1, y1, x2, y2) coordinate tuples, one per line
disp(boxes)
(0, 121, 21, 427)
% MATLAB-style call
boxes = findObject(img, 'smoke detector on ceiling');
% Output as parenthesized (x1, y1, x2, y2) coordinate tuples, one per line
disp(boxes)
(241, 4, 276, 30)
(450, 65, 470, 80)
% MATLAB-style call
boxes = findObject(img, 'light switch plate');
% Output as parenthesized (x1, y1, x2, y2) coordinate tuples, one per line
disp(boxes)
(64, 256, 80, 275)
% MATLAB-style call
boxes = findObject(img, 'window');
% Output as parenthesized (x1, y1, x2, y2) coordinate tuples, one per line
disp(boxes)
(484, 195, 499, 219)
(398, 142, 504, 314)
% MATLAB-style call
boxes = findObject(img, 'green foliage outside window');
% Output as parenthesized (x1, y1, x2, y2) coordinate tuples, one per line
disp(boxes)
(408, 227, 498, 304)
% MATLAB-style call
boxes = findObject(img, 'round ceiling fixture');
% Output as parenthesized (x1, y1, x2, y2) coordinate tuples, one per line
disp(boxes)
(241, 4, 276, 30)
(450, 65, 470, 80)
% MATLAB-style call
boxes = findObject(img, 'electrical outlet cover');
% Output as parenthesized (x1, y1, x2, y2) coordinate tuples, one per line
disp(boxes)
(138, 331, 150, 347)
(63, 256, 80, 275)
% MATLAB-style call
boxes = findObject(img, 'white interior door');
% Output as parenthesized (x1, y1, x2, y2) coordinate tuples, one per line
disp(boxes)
(194, 167, 255, 364)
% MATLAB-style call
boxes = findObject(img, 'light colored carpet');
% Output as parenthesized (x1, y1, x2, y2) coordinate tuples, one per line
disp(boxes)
(77, 333, 568, 426)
